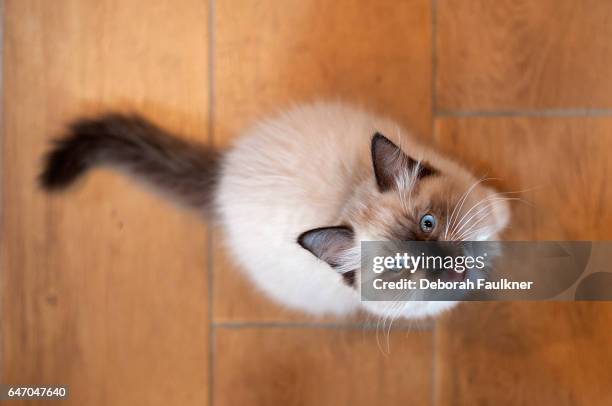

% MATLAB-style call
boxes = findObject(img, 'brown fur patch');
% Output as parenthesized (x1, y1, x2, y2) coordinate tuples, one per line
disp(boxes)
(343, 168, 500, 243)
(40, 114, 219, 212)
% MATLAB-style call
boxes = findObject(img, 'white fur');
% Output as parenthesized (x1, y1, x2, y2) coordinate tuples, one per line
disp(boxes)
(215, 102, 507, 319)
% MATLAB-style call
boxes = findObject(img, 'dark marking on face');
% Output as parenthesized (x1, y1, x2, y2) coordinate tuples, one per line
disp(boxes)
(371, 133, 437, 192)
(297, 225, 355, 269)
(342, 270, 356, 286)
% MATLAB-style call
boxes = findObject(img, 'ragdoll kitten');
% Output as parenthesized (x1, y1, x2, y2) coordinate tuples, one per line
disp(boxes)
(40, 102, 510, 319)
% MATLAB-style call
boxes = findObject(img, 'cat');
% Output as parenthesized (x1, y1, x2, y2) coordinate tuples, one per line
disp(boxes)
(40, 102, 510, 319)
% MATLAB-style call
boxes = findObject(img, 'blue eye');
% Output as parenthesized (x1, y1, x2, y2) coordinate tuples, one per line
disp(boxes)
(420, 214, 436, 233)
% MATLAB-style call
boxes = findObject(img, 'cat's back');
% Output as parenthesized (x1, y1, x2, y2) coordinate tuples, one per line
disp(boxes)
(214, 102, 423, 314)
(216, 101, 425, 239)
(218, 102, 403, 214)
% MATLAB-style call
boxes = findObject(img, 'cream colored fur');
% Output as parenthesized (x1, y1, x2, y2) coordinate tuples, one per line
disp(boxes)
(216, 102, 509, 319)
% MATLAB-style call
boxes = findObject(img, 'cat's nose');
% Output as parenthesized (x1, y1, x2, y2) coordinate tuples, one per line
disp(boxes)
(445, 268, 466, 282)
(427, 243, 467, 281)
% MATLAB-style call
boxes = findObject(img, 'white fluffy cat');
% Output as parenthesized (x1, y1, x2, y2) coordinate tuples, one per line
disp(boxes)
(41, 102, 509, 319)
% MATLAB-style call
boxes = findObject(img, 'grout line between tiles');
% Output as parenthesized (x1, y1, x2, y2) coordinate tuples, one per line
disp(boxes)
(436, 108, 612, 118)
(431, 321, 438, 406)
(214, 320, 434, 331)
(206, 0, 215, 405)
(430, 2, 439, 404)
(0, 0, 4, 386)
(430, 0, 437, 143)
(209, 323, 216, 406)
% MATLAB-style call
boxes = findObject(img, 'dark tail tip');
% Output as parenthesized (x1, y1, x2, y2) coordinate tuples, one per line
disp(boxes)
(40, 114, 128, 191)
(39, 135, 90, 191)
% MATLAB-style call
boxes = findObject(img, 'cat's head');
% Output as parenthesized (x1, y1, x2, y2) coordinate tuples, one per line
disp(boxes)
(297, 133, 510, 319)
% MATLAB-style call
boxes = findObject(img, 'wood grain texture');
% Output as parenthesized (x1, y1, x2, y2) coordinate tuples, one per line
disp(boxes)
(436, 302, 612, 406)
(214, 327, 433, 406)
(2, 1, 210, 405)
(435, 117, 612, 240)
(434, 117, 612, 405)
(437, 0, 612, 110)
(4, 1, 612, 405)
(212, 231, 313, 323)
(213, 0, 432, 322)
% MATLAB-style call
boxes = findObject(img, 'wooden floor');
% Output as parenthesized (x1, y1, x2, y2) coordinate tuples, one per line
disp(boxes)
(2, 1, 612, 405)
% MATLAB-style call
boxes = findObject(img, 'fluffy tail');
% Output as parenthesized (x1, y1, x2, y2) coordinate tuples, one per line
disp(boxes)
(40, 113, 219, 212)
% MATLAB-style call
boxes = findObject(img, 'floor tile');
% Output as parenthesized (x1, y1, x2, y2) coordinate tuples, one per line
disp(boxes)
(435, 302, 612, 406)
(435, 117, 612, 239)
(215, 327, 433, 406)
(2, 1, 210, 405)
(213, 0, 432, 322)
(434, 117, 612, 405)
(437, 0, 612, 110)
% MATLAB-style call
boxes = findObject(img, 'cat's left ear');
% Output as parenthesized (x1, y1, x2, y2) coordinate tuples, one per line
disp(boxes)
(298, 226, 354, 269)
(371, 133, 437, 192)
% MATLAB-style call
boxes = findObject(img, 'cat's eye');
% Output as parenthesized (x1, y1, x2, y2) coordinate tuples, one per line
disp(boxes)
(420, 214, 436, 233)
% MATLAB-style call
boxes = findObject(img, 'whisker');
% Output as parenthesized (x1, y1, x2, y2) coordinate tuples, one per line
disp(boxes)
(450, 192, 514, 235)
(385, 300, 406, 354)
(376, 293, 403, 355)
(452, 197, 520, 238)
(457, 224, 498, 241)
(451, 187, 537, 233)
(447, 182, 540, 239)
(452, 198, 519, 240)
(445, 181, 478, 239)
(376, 290, 407, 355)
(452, 194, 534, 241)
(445, 176, 494, 239)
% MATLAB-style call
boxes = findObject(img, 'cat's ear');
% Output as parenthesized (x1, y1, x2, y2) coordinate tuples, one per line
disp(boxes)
(371, 133, 437, 192)
(298, 226, 354, 269)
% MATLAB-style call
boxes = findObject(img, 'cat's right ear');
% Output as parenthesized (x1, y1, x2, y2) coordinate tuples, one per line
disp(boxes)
(297, 226, 354, 269)
(371, 132, 436, 191)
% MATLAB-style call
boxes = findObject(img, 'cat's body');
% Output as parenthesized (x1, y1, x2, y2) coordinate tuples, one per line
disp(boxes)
(42, 102, 510, 319)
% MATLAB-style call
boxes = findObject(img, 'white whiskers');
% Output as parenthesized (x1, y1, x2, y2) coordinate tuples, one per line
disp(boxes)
(444, 176, 495, 239)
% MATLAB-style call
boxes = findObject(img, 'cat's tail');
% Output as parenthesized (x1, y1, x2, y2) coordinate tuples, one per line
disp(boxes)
(39, 113, 220, 212)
